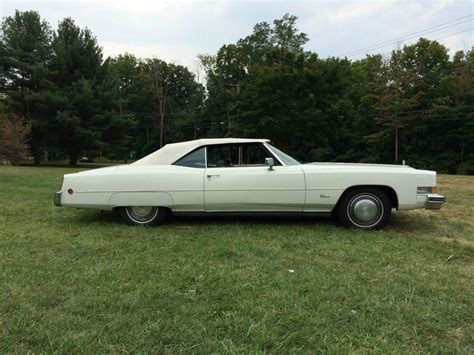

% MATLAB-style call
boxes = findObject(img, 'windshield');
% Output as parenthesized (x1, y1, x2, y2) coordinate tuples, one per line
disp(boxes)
(265, 144, 301, 166)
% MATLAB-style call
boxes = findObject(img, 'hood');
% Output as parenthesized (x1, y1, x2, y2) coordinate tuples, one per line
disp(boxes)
(303, 162, 437, 178)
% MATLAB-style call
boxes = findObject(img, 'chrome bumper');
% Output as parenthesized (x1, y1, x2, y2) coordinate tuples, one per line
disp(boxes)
(54, 191, 62, 207)
(425, 193, 446, 210)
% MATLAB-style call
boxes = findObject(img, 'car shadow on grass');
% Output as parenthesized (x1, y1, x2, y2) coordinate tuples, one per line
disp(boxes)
(71, 208, 438, 234)
(168, 214, 339, 228)
(67, 210, 454, 238)
(72, 209, 340, 228)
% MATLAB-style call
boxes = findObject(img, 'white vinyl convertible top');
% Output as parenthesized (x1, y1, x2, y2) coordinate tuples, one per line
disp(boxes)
(132, 138, 270, 166)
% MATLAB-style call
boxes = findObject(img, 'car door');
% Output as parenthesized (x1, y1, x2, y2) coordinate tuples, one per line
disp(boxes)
(204, 143, 305, 211)
(171, 147, 206, 211)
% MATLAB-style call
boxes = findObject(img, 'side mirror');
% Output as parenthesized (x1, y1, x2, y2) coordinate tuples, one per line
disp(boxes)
(265, 157, 275, 171)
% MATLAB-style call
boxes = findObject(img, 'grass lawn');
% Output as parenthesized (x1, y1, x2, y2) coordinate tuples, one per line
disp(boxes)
(0, 166, 473, 353)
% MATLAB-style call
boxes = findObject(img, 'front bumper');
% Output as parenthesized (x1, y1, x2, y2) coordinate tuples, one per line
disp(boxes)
(54, 191, 62, 207)
(425, 193, 446, 210)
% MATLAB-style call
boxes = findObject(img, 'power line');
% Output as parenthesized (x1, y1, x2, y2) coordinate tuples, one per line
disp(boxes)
(373, 27, 473, 59)
(341, 14, 473, 57)
(346, 20, 473, 58)
(131, 105, 473, 131)
(341, 14, 472, 56)
(123, 104, 474, 129)
(398, 116, 472, 123)
(434, 27, 473, 41)
(128, 104, 474, 119)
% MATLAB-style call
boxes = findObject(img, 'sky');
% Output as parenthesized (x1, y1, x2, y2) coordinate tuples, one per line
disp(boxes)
(1, 0, 473, 71)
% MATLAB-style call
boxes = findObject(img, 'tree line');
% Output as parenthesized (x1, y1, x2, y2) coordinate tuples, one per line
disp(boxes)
(0, 10, 472, 173)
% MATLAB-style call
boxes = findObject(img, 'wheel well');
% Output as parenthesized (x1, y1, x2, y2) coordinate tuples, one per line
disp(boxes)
(336, 185, 399, 210)
(112, 206, 173, 214)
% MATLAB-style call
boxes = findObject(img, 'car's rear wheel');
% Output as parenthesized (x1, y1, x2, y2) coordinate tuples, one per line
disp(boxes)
(336, 188, 391, 229)
(119, 206, 169, 226)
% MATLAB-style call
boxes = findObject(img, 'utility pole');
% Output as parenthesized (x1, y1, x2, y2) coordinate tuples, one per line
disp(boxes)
(194, 126, 200, 139)
(394, 39, 401, 162)
(226, 106, 230, 135)
(194, 116, 197, 139)
(235, 83, 240, 137)
(153, 62, 168, 148)
(395, 123, 398, 162)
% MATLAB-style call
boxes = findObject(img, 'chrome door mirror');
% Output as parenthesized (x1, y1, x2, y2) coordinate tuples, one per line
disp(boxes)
(265, 157, 274, 171)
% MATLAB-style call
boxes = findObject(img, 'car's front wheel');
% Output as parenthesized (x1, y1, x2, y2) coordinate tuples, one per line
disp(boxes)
(119, 206, 169, 226)
(336, 188, 391, 229)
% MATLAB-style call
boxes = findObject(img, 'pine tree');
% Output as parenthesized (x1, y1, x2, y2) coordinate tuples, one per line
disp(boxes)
(49, 18, 103, 165)
(0, 10, 53, 164)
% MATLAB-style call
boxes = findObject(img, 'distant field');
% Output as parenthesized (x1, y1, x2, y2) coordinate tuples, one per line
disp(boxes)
(0, 167, 473, 353)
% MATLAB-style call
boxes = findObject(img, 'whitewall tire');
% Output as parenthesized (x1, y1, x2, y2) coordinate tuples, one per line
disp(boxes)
(336, 188, 392, 230)
(119, 206, 169, 226)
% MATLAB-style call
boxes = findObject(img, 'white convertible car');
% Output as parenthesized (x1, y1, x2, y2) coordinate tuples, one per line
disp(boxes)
(54, 138, 445, 229)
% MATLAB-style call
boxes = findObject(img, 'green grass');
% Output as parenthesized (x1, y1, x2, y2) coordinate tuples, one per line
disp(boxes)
(1, 166, 473, 353)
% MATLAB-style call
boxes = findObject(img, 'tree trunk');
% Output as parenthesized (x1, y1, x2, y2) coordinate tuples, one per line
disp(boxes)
(68, 152, 79, 166)
(31, 131, 41, 165)
(160, 113, 164, 148)
(33, 149, 41, 165)
(394, 122, 399, 163)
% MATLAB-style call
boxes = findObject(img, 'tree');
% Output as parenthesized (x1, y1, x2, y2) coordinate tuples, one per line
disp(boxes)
(0, 114, 31, 165)
(134, 59, 204, 151)
(151, 59, 168, 148)
(347, 54, 386, 162)
(1, 11, 471, 173)
(271, 13, 309, 52)
(49, 18, 104, 165)
(105, 54, 141, 159)
(427, 49, 474, 173)
(237, 13, 309, 65)
(0, 10, 53, 164)
(371, 48, 420, 163)
(202, 14, 310, 140)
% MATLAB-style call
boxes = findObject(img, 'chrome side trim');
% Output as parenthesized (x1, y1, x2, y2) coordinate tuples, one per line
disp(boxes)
(173, 211, 332, 217)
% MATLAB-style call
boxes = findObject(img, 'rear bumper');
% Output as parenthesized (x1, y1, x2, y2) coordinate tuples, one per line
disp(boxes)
(54, 191, 62, 207)
(425, 193, 446, 210)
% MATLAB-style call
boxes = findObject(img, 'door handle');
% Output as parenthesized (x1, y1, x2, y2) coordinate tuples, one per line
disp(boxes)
(207, 174, 220, 178)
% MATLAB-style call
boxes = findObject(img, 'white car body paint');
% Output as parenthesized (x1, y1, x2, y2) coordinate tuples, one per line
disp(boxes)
(56, 138, 439, 213)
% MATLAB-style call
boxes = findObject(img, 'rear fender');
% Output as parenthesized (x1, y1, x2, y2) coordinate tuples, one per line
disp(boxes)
(108, 192, 174, 209)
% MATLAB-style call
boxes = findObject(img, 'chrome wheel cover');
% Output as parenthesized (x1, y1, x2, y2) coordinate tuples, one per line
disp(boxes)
(125, 206, 158, 224)
(347, 193, 384, 228)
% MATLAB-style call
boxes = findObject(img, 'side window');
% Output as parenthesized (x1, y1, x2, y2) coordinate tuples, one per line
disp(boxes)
(206, 143, 280, 167)
(207, 145, 239, 167)
(241, 144, 273, 165)
(174, 147, 206, 168)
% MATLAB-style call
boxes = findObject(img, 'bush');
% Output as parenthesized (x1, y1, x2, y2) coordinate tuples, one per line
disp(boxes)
(456, 161, 474, 175)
